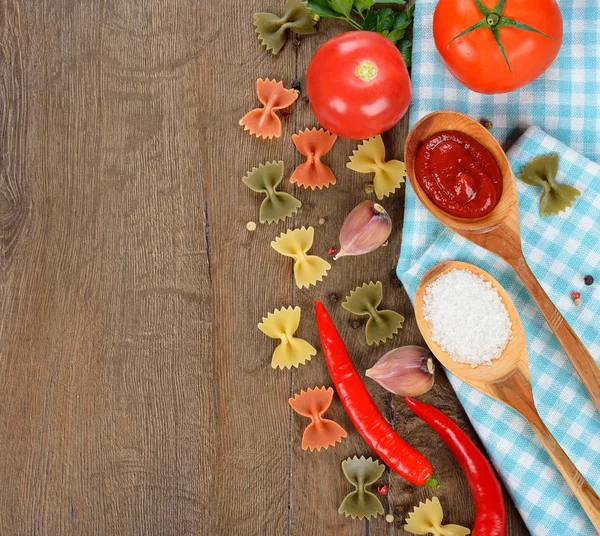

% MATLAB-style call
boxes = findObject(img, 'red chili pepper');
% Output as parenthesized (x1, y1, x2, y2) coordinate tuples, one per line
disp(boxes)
(405, 397, 506, 536)
(314, 300, 437, 487)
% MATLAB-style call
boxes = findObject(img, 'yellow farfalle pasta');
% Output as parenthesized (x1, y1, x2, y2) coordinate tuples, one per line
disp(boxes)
(258, 306, 316, 369)
(271, 227, 331, 288)
(404, 497, 471, 536)
(347, 135, 406, 200)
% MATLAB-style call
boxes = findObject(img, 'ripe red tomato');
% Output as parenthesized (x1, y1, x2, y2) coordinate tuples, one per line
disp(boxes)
(306, 31, 411, 139)
(433, 0, 563, 94)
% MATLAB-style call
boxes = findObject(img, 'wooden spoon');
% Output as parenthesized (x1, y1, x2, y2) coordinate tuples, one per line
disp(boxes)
(415, 261, 600, 531)
(405, 110, 600, 411)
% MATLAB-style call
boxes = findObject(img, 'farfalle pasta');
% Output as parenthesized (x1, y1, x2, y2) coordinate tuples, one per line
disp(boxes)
(258, 306, 316, 369)
(242, 161, 301, 224)
(338, 456, 385, 520)
(347, 135, 406, 199)
(517, 152, 581, 217)
(404, 497, 471, 536)
(290, 128, 338, 189)
(240, 79, 298, 139)
(342, 281, 404, 345)
(254, 0, 316, 55)
(271, 227, 331, 288)
(288, 386, 347, 451)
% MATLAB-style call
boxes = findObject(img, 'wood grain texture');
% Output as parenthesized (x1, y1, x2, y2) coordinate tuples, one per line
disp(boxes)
(0, 0, 529, 535)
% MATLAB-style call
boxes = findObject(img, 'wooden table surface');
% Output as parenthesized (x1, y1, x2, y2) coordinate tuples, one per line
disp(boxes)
(0, 1, 531, 534)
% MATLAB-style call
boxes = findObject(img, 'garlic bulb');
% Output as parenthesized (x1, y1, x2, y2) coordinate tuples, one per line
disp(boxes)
(335, 200, 392, 259)
(365, 346, 435, 396)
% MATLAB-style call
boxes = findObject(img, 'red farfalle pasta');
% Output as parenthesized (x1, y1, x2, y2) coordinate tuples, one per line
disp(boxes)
(289, 386, 347, 451)
(290, 128, 338, 189)
(240, 79, 298, 139)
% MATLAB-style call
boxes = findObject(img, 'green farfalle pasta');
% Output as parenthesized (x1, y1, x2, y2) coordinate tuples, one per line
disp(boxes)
(343, 281, 404, 345)
(517, 153, 581, 217)
(254, 0, 317, 55)
(338, 456, 385, 520)
(242, 161, 301, 224)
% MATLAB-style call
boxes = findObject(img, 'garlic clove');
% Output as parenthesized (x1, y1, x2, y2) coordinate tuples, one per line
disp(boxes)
(365, 346, 435, 396)
(335, 200, 392, 259)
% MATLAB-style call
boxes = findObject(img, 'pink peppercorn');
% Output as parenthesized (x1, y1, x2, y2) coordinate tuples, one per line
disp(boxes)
(572, 291, 581, 299)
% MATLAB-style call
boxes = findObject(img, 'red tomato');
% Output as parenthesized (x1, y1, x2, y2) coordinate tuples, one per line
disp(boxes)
(433, 0, 563, 94)
(306, 31, 411, 139)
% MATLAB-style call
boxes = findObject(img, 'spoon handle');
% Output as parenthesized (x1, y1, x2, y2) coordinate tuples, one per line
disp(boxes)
(528, 408, 600, 531)
(499, 373, 600, 531)
(511, 256, 600, 411)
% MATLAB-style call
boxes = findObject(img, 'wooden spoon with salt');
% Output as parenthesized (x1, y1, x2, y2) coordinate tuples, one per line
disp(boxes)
(415, 260, 600, 532)
(405, 110, 600, 412)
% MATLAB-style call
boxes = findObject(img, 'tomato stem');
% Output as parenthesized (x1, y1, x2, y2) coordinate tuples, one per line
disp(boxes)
(448, 0, 553, 75)
(487, 13, 499, 26)
(355, 60, 378, 82)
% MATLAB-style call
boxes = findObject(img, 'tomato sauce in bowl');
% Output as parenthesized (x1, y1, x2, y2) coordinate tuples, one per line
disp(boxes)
(415, 131, 503, 219)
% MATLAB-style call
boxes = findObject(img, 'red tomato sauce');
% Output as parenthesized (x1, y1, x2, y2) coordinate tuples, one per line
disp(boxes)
(415, 131, 503, 218)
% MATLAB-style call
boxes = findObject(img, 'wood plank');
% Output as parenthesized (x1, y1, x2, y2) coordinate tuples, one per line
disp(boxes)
(287, 20, 369, 536)
(286, 11, 530, 536)
(1, 1, 211, 534)
(202, 0, 298, 534)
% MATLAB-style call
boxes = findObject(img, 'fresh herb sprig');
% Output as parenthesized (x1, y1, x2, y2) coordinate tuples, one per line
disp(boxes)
(306, 0, 415, 67)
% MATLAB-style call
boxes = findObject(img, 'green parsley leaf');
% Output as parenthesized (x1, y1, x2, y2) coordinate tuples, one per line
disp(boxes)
(371, 0, 406, 4)
(386, 26, 406, 44)
(354, 0, 374, 15)
(398, 39, 412, 68)
(362, 9, 378, 30)
(306, 0, 344, 18)
(376, 7, 395, 32)
(328, 0, 354, 18)
(391, 10, 411, 30)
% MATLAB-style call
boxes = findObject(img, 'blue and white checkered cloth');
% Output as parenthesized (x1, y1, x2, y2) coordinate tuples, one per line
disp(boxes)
(397, 2, 600, 534)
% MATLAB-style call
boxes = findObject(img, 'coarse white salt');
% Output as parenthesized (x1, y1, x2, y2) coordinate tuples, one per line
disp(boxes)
(422, 268, 512, 367)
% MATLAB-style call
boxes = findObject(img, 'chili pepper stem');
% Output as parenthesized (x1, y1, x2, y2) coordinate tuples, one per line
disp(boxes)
(425, 476, 440, 488)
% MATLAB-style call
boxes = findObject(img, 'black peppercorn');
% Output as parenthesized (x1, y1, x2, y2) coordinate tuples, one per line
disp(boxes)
(584, 275, 594, 285)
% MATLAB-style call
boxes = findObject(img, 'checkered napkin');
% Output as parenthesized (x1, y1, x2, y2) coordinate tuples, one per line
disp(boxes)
(397, 2, 600, 534)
